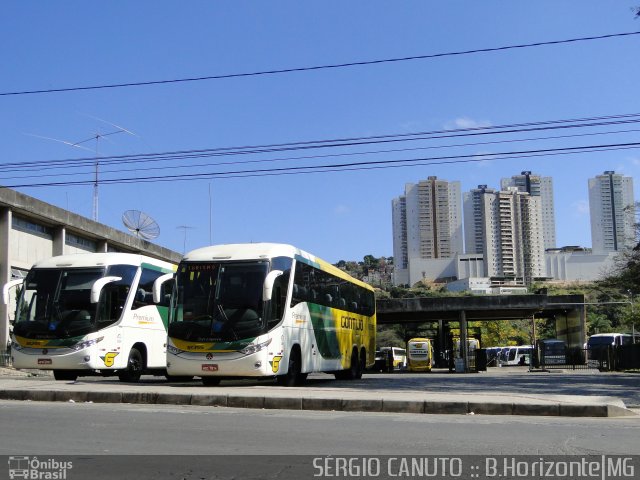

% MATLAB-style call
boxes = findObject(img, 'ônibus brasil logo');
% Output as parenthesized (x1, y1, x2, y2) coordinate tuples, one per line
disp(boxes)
(8, 456, 72, 479)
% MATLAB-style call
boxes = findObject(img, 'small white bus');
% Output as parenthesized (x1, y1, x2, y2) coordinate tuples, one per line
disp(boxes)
(499, 345, 533, 366)
(4, 253, 176, 382)
(379, 346, 407, 371)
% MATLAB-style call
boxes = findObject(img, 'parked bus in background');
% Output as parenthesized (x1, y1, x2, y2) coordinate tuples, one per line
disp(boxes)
(538, 339, 567, 366)
(587, 333, 633, 349)
(587, 333, 633, 362)
(453, 337, 480, 359)
(379, 346, 407, 372)
(3, 253, 176, 382)
(499, 345, 534, 366)
(406, 338, 433, 372)
(162, 243, 376, 386)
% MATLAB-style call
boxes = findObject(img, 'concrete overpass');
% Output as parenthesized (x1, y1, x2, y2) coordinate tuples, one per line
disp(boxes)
(377, 294, 587, 371)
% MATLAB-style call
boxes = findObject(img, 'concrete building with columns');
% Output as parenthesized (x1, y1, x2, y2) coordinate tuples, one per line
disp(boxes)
(0, 187, 181, 354)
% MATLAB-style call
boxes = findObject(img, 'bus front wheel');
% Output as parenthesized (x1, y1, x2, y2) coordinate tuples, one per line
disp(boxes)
(202, 377, 221, 386)
(276, 347, 307, 386)
(53, 370, 78, 381)
(118, 348, 144, 383)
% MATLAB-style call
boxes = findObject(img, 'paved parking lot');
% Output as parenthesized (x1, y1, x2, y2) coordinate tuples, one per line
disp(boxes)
(357, 367, 640, 407)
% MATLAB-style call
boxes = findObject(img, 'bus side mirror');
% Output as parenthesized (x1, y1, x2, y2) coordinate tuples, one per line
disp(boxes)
(153, 273, 174, 304)
(2, 279, 23, 305)
(90, 276, 122, 304)
(263, 270, 283, 302)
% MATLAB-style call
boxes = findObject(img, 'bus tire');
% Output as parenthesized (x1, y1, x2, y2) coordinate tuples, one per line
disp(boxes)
(165, 374, 194, 382)
(54, 370, 78, 381)
(335, 349, 361, 380)
(356, 348, 366, 379)
(202, 377, 221, 386)
(118, 347, 144, 383)
(276, 346, 306, 386)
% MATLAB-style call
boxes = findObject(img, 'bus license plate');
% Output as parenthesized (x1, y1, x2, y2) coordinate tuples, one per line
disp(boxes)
(38, 359, 52, 365)
(202, 364, 218, 372)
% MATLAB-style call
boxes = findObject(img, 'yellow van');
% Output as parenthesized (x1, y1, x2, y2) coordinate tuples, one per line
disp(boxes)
(406, 338, 433, 372)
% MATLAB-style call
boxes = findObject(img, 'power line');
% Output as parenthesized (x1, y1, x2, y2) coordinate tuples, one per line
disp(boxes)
(3, 141, 639, 189)
(4, 126, 640, 182)
(5, 111, 640, 172)
(2, 31, 639, 97)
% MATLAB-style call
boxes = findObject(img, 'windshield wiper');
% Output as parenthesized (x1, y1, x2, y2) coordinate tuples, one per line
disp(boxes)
(214, 304, 238, 340)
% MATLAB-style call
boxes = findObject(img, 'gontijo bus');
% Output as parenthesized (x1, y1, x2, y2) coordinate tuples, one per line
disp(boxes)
(406, 338, 433, 372)
(161, 243, 376, 386)
(3, 253, 176, 382)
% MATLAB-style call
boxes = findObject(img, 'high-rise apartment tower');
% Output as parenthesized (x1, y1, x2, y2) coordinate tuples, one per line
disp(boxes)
(501, 171, 556, 250)
(392, 177, 463, 284)
(588, 171, 635, 253)
(463, 185, 545, 284)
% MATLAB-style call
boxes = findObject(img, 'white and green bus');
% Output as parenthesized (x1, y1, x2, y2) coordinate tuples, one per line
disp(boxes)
(3, 253, 176, 382)
(163, 243, 376, 386)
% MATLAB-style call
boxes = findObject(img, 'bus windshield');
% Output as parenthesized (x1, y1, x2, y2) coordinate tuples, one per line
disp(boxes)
(169, 261, 268, 342)
(588, 336, 615, 347)
(14, 268, 104, 339)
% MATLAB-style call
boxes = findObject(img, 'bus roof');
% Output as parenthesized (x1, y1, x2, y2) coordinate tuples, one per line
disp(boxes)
(589, 333, 630, 338)
(183, 243, 373, 291)
(30, 253, 176, 271)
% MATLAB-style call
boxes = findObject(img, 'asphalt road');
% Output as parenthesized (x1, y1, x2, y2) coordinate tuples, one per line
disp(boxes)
(3, 400, 639, 456)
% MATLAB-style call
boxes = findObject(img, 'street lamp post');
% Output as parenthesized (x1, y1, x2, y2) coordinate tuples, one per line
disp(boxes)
(628, 290, 636, 344)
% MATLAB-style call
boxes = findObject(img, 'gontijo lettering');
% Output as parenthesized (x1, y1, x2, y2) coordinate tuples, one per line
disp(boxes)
(340, 315, 363, 330)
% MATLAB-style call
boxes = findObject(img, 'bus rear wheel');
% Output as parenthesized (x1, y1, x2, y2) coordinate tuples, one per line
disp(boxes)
(335, 349, 361, 380)
(53, 370, 78, 381)
(118, 348, 144, 383)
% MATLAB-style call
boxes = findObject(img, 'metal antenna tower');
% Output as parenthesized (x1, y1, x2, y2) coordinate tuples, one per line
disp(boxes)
(176, 225, 195, 254)
(27, 117, 137, 221)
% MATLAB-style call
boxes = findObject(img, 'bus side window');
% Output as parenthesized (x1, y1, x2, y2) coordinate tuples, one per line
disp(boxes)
(96, 265, 136, 325)
(97, 285, 130, 324)
(291, 261, 310, 307)
(133, 268, 169, 309)
(268, 270, 290, 329)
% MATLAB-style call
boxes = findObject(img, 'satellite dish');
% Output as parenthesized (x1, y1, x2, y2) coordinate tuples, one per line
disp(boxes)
(122, 210, 160, 241)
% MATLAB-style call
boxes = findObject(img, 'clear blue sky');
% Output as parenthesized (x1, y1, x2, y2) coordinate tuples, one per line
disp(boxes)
(2, 2, 639, 263)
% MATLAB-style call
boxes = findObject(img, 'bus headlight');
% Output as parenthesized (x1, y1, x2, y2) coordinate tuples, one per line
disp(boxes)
(240, 338, 272, 356)
(70, 336, 104, 351)
(167, 344, 182, 355)
(11, 341, 24, 351)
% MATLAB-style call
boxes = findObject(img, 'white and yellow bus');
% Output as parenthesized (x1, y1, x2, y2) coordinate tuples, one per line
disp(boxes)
(163, 243, 376, 386)
(3, 253, 176, 382)
(406, 338, 433, 372)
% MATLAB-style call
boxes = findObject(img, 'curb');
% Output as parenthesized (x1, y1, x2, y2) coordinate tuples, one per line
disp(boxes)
(0, 389, 636, 417)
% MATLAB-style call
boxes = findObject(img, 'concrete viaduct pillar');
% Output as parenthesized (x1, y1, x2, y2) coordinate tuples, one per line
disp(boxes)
(0, 207, 11, 353)
(459, 309, 468, 373)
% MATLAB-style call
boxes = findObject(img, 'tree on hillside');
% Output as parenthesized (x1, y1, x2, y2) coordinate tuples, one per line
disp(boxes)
(592, 201, 640, 334)
(587, 311, 613, 335)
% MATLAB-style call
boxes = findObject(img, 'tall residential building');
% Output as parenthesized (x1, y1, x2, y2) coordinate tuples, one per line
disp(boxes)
(463, 184, 496, 255)
(588, 171, 635, 253)
(501, 171, 556, 250)
(463, 186, 545, 283)
(392, 177, 463, 285)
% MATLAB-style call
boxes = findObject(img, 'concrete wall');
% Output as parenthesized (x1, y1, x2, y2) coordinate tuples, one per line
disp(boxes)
(0, 188, 182, 351)
(545, 250, 617, 282)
